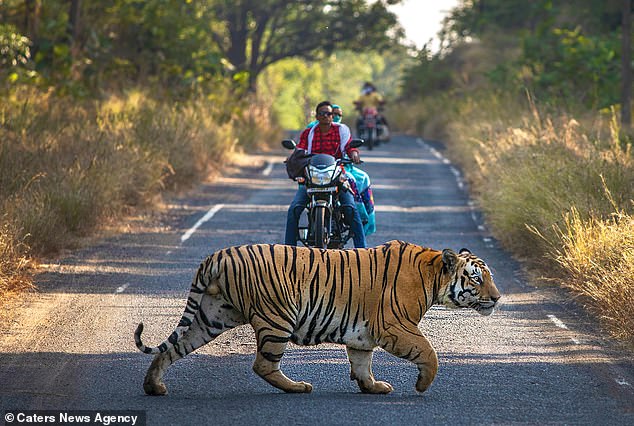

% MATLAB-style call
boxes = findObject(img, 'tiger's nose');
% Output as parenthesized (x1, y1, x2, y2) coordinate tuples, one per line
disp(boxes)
(491, 295, 501, 303)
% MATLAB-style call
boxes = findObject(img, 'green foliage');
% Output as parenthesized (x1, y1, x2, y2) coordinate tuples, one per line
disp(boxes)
(88, 0, 226, 92)
(0, 24, 31, 68)
(260, 48, 411, 130)
(0, 24, 36, 84)
(1, 0, 228, 95)
(522, 27, 621, 109)
(444, 0, 624, 43)
(202, 0, 405, 90)
(1, 1, 406, 96)
(401, 0, 628, 114)
(399, 47, 455, 101)
(444, 0, 553, 39)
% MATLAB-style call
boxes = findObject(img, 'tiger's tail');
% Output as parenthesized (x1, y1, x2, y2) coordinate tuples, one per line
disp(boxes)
(134, 253, 222, 355)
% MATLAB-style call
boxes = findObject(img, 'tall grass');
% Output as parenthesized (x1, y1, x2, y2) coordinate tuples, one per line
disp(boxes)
(548, 206, 634, 342)
(0, 86, 282, 301)
(432, 93, 634, 344)
(449, 97, 632, 258)
(0, 222, 33, 305)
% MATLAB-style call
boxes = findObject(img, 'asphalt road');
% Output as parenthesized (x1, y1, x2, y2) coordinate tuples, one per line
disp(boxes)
(1, 135, 632, 425)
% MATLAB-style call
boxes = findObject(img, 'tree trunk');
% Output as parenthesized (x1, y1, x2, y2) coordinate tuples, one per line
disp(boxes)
(24, 0, 41, 52)
(68, 0, 81, 44)
(622, 0, 632, 131)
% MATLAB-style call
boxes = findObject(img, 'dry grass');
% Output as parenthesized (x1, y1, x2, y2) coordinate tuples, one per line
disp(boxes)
(0, 86, 282, 299)
(429, 93, 634, 344)
(0, 223, 33, 306)
(547, 207, 634, 343)
(455, 100, 632, 259)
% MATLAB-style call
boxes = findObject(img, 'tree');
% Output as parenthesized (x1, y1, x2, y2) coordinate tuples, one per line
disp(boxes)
(67, 0, 80, 47)
(24, 0, 40, 52)
(622, 0, 632, 130)
(204, 0, 404, 92)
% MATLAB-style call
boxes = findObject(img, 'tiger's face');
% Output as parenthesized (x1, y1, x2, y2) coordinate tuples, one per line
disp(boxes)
(440, 248, 501, 316)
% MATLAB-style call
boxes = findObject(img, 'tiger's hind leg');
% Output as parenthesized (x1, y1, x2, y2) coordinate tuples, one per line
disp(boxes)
(143, 320, 214, 396)
(143, 294, 246, 396)
(251, 317, 312, 393)
(377, 324, 438, 393)
(346, 347, 394, 394)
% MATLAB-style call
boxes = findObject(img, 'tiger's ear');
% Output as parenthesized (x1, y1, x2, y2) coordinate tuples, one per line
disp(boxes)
(459, 248, 471, 255)
(442, 249, 459, 274)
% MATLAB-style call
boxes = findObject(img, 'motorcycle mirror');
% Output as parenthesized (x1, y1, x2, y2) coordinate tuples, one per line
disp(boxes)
(350, 138, 364, 148)
(281, 139, 296, 150)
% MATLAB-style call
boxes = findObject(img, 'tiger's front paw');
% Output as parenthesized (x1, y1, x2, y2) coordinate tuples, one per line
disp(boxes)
(284, 381, 313, 393)
(415, 375, 433, 393)
(360, 380, 394, 394)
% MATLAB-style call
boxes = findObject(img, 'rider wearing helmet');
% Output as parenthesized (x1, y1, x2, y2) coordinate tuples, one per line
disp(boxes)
(353, 82, 389, 138)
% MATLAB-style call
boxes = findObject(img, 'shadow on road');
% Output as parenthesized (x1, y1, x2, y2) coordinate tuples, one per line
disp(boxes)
(1, 346, 631, 424)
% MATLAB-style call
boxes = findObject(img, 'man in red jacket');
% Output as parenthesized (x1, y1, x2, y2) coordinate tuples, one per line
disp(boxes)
(284, 100, 366, 248)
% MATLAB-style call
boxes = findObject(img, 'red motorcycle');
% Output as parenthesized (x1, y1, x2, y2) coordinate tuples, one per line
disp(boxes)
(354, 103, 389, 150)
(359, 107, 379, 150)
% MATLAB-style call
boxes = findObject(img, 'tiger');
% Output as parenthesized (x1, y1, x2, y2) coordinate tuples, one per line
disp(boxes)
(134, 240, 500, 395)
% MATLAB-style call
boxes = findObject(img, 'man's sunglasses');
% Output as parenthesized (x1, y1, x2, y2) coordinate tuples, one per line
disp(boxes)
(317, 111, 333, 117)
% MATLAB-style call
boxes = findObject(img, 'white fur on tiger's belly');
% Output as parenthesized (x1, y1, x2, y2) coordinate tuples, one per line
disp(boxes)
(290, 322, 376, 350)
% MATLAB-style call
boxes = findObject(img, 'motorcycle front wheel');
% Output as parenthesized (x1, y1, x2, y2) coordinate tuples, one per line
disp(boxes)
(312, 206, 328, 249)
(366, 127, 376, 150)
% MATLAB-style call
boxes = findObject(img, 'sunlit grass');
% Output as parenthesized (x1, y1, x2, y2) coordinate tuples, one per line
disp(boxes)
(398, 92, 633, 344)
(0, 85, 282, 297)
(0, 222, 33, 307)
(547, 206, 634, 344)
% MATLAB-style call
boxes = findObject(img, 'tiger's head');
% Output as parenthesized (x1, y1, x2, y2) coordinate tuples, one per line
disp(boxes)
(439, 248, 501, 316)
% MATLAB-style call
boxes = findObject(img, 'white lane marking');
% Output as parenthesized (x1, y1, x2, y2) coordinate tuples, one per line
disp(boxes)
(547, 314, 568, 329)
(482, 237, 495, 247)
(181, 204, 225, 243)
(615, 378, 632, 387)
(547, 314, 580, 344)
(262, 161, 274, 176)
(417, 137, 495, 246)
(430, 148, 443, 160)
(115, 283, 129, 294)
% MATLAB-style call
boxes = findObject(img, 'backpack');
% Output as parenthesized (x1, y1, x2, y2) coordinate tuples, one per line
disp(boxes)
(284, 149, 312, 179)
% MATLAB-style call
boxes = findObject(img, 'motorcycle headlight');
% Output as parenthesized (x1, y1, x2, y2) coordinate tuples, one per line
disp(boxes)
(308, 164, 337, 185)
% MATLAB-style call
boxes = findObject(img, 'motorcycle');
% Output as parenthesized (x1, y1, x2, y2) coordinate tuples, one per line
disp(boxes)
(359, 107, 378, 151)
(282, 138, 364, 249)
(355, 107, 389, 151)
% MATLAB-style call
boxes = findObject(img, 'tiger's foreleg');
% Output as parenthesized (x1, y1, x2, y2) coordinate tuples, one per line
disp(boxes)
(251, 318, 312, 393)
(378, 324, 439, 393)
(346, 347, 394, 394)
